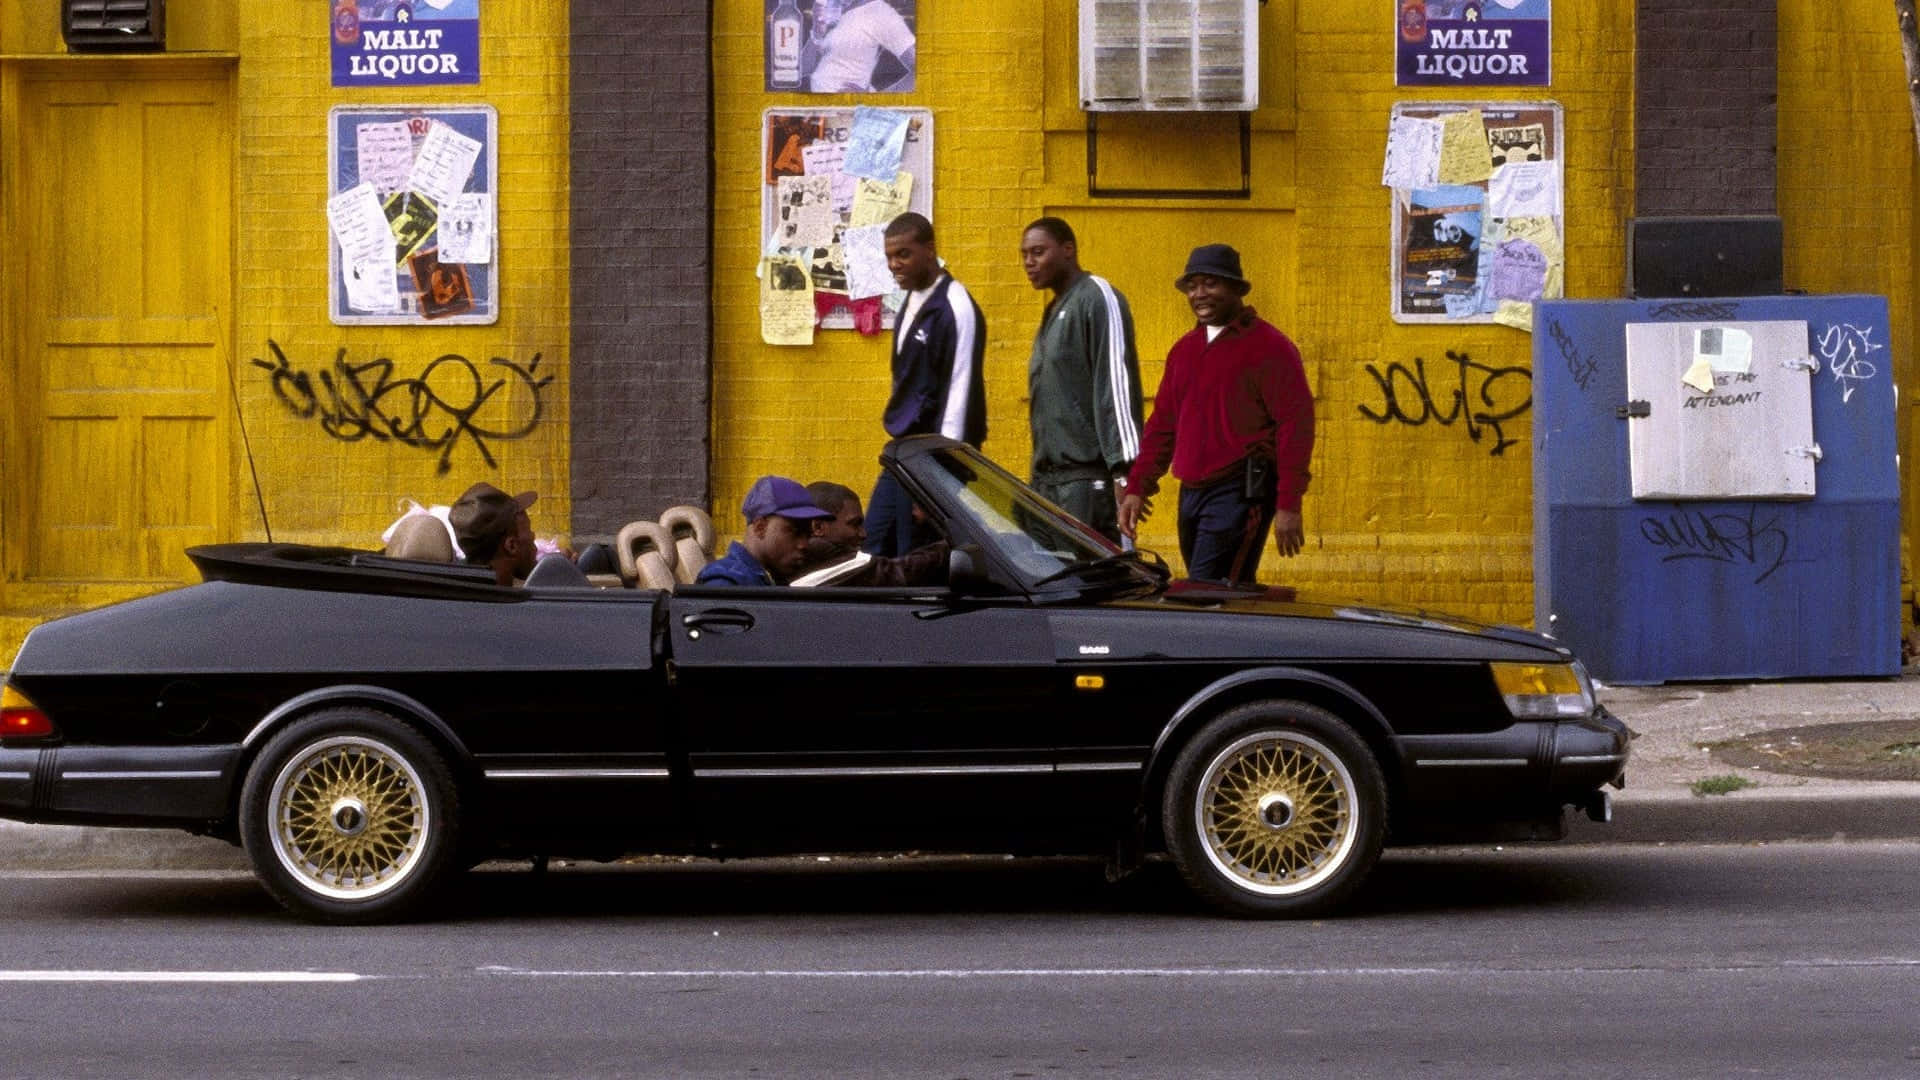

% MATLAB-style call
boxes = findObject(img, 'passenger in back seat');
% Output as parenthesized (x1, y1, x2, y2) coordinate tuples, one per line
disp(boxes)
(450, 482, 541, 586)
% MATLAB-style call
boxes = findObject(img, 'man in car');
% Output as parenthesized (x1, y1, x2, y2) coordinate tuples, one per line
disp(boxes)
(794, 481, 948, 586)
(449, 482, 540, 586)
(696, 475, 834, 587)
(1119, 244, 1315, 584)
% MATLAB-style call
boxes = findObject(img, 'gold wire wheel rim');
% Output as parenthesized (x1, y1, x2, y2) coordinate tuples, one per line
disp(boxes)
(1194, 729, 1358, 897)
(266, 735, 430, 902)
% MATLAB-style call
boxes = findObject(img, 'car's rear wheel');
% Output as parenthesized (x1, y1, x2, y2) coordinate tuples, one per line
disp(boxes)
(1163, 700, 1386, 918)
(239, 708, 460, 924)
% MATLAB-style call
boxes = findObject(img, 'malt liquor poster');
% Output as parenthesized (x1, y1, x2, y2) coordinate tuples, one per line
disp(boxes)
(332, 0, 481, 88)
(1396, 0, 1549, 87)
(1386, 101, 1563, 323)
(765, 0, 918, 93)
(329, 105, 499, 325)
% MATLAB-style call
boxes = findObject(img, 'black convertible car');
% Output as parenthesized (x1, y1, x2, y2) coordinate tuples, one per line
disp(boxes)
(0, 437, 1628, 923)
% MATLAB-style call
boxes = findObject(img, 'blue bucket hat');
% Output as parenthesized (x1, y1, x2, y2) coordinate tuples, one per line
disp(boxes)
(742, 476, 834, 523)
(1175, 243, 1252, 294)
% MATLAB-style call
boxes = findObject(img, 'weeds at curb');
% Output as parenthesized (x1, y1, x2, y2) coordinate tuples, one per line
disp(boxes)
(1690, 774, 1758, 797)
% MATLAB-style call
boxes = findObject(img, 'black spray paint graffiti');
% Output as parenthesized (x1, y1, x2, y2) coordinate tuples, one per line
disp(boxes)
(1545, 318, 1599, 394)
(1638, 504, 1793, 585)
(1648, 300, 1741, 321)
(1813, 322, 1881, 404)
(251, 341, 553, 474)
(1357, 351, 1533, 456)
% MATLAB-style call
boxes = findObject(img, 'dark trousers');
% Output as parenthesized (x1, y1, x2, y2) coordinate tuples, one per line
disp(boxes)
(862, 471, 917, 557)
(1033, 474, 1121, 545)
(1177, 476, 1276, 584)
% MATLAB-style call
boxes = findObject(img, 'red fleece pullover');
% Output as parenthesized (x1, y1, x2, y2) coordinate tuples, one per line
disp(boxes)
(1125, 307, 1315, 513)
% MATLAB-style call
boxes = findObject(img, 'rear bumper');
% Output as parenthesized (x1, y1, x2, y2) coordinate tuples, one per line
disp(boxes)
(0, 745, 241, 827)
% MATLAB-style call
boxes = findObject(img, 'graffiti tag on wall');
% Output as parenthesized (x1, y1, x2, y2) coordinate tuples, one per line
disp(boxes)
(251, 340, 552, 474)
(1813, 323, 1881, 404)
(1638, 504, 1794, 585)
(1357, 350, 1532, 456)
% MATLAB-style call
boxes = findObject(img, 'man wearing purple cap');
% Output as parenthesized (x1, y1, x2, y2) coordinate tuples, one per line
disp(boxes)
(696, 475, 835, 587)
(1119, 244, 1315, 584)
(450, 482, 540, 586)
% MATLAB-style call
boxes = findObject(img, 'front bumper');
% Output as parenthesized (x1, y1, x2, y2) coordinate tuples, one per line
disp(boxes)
(0, 744, 241, 827)
(1399, 705, 1632, 804)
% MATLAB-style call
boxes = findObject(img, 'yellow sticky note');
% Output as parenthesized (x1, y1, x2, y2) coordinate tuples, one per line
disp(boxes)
(1492, 299, 1534, 332)
(759, 254, 815, 346)
(1437, 109, 1494, 185)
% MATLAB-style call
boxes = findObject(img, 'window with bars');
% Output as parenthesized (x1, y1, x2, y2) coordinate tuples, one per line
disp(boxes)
(1080, 0, 1257, 112)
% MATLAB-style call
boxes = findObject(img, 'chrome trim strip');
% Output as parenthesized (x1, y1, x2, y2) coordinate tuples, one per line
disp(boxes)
(1056, 761, 1143, 773)
(697, 764, 1053, 779)
(483, 769, 671, 781)
(1559, 754, 1626, 765)
(60, 771, 223, 781)
(1411, 758, 1530, 768)
(0, 771, 31, 781)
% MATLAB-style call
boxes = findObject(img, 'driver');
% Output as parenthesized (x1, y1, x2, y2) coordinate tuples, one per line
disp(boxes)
(695, 475, 833, 587)
(793, 481, 948, 586)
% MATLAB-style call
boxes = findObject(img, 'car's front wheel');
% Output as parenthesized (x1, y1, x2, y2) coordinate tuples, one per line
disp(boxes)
(239, 708, 460, 924)
(1163, 701, 1386, 918)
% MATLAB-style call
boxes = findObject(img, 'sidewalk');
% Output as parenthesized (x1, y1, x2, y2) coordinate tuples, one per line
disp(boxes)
(2, 675, 1917, 870)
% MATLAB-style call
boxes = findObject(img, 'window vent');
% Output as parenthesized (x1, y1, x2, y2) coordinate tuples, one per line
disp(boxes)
(1080, 0, 1258, 112)
(62, 0, 166, 52)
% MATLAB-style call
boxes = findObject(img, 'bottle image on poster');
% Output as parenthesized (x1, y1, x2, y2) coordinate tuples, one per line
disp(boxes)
(769, 0, 804, 89)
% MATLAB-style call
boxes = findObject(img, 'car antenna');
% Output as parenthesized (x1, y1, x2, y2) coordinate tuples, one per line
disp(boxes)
(226, 355, 275, 543)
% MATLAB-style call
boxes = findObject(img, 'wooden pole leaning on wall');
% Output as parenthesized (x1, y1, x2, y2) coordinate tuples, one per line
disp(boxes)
(1898, 0, 1920, 154)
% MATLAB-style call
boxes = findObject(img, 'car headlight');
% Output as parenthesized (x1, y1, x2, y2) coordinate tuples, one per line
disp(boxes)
(1490, 660, 1595, 719)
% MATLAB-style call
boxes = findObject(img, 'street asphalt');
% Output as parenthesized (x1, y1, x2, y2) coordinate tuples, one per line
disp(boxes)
(1, 674, 1916, 870)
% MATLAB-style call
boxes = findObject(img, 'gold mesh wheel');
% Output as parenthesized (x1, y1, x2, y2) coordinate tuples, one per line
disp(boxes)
(1193, 729, 1359, 897)
(266, 734, 431, 902)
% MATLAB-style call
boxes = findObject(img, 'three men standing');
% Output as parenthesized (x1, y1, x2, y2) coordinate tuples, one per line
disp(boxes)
(1120, 244, 1315, 584)
(1020, 217, 1144, 543)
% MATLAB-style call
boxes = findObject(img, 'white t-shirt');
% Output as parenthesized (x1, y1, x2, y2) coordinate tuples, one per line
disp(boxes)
(809, 1, 915, 92)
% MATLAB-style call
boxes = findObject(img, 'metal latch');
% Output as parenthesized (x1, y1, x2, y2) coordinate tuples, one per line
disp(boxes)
(1615, 400, 1651, 419)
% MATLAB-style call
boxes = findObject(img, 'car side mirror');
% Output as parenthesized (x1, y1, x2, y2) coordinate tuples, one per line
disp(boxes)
(947, 544, 990, 594)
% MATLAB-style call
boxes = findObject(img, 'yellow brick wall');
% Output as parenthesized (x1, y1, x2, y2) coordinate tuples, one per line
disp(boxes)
(232, 4, 572, 548)
(1777, 3, 1915, 557)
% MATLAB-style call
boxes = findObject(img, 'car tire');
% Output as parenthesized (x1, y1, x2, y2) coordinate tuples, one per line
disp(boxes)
(239, 708, 461, 924)
(1162, 700, 1386, 918)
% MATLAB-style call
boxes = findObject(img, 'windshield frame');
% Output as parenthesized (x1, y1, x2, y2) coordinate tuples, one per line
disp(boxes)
(887, 437, 1165, 598)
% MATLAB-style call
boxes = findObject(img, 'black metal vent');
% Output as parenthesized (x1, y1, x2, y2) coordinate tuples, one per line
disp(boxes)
(62, 0, 166, 52)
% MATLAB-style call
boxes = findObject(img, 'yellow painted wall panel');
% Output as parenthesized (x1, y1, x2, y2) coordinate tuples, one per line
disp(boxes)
(231, 4, 572, 548)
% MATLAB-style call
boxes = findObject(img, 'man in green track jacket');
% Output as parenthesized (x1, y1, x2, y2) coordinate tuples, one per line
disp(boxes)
(1020, 216, 1145, 544)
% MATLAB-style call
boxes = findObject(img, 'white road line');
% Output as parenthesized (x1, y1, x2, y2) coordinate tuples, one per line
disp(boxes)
(0, 971, 361, 983)
(477, 959, 1920, 979)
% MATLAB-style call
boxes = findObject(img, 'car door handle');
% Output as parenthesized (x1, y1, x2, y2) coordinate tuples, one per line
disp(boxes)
(683, 609, 755, 636)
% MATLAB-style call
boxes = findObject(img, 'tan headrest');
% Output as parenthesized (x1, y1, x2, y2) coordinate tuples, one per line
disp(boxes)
(384, 514, 457, 563)
(615, 520, 679, 591)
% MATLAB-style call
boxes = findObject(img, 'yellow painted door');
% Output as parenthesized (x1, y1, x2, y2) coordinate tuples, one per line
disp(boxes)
(12, 63, 232, 587)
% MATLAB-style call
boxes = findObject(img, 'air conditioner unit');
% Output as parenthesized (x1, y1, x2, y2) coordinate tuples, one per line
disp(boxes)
(62, 0, 165, 52)
(1080, 0, 1258, 112)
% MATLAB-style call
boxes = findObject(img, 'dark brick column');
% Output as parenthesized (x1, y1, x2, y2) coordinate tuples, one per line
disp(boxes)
(1636, 0, 1777, 216)
(569, 1, 713, 537)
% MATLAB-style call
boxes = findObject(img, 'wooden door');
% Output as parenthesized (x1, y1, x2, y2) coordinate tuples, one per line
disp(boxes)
(7, 62, 233, 589)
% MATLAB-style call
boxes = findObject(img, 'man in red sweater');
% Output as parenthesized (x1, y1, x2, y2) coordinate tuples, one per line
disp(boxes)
(1118, 244, 1314, 584)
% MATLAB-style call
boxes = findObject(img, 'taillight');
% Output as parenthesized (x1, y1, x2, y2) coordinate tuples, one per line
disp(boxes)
(0, 684, 55, 738)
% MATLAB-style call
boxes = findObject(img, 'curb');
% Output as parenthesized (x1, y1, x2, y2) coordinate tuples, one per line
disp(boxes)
(1564, 786, 1920, 845)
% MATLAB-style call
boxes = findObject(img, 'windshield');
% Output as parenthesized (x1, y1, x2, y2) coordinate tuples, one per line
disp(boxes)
(915, 445, 1156, 589)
